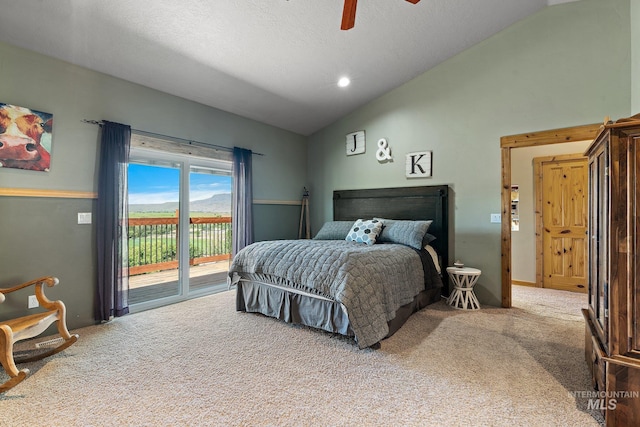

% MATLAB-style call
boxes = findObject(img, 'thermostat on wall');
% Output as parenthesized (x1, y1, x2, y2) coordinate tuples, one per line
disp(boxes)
(77, 212, 92, 224)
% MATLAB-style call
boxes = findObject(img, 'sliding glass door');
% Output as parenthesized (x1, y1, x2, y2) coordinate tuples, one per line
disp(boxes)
(127, 147, 232, 311)
(128, 159, 182, 305)
(187, 165, 232, 294)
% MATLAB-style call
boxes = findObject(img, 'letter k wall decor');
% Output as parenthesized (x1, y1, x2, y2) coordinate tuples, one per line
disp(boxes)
(405, 151, 432, 178)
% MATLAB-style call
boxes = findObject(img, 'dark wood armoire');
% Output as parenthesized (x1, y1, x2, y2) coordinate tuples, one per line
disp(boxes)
(583, 114, 640, 426)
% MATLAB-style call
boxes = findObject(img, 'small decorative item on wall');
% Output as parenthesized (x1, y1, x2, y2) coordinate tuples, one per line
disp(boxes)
(405, 151, 432, 178)
(345, 130, 366, 156)
(0, 103, 53, 172)
(511, 185, 519, 231)
(375, 138, 393, 163)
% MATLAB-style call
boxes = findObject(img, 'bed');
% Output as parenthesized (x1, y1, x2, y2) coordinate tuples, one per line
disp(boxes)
(228, 185, 451, 348)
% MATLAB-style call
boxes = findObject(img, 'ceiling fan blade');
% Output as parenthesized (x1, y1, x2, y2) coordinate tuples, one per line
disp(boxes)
(341, 0, 357, 30)
(341, 0, 418, 30)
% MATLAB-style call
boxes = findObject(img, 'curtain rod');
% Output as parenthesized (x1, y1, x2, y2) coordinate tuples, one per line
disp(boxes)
(82, 119, 264, 156)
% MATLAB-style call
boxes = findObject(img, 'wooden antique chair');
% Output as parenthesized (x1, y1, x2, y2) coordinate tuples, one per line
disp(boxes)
(0, 276, 78, 393)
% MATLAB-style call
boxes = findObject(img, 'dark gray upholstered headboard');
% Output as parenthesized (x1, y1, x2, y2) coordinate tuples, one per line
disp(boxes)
(333, 185, 451, 292)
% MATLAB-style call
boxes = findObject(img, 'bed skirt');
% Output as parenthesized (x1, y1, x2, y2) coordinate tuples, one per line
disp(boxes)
(235, 278, 442, 346)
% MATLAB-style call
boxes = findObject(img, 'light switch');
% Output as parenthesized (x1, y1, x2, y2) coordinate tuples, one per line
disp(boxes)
(78, 212, 92, 224)
(490, 213, 501, 223)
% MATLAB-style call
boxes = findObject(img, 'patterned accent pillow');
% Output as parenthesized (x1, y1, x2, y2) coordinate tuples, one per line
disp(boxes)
(313, 221, 356, 240)
(345, 219, 384, 245)
(374, 218, 433, 250)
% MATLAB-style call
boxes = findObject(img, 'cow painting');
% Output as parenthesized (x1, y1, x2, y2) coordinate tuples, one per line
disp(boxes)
(0, 103, 53, 172)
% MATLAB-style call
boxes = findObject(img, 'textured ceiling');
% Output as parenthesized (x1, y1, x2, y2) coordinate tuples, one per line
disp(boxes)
(0, 1, 580, 135)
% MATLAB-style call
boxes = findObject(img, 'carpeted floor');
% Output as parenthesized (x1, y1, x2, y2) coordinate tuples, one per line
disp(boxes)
(2, 285, 604, 426)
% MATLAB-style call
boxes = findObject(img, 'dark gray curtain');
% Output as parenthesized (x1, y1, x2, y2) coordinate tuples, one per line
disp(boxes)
(96, 121, 131, 321)
(232, 147, 253, 256)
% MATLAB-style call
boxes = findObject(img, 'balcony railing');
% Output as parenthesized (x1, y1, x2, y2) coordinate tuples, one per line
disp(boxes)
(128, 216, 231, 276)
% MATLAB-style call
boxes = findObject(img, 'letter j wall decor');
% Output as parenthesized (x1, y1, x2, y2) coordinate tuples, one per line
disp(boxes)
(0, 103, 53, 172)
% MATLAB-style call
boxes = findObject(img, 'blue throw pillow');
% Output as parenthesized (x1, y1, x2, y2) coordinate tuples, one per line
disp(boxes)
(374, 218, 433, 250)
(313, 221, 355, 240)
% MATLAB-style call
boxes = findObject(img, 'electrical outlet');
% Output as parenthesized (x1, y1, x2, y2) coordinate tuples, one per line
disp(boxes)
(28, 295, 39, 308)
(490, 213, 501, 223)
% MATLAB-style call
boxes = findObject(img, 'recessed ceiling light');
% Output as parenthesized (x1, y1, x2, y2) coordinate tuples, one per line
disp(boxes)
(337, 77, 351, 88)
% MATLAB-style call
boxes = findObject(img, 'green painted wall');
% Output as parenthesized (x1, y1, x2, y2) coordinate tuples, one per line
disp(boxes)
(307, 0, 631, 306)
(0, 197, 96, 329)
(0, 42, 307, 199)
(0, 41, 306, 328)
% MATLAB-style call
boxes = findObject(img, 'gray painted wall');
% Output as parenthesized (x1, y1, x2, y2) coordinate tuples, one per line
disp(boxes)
(0, 41, 306, 327)
(307, 0, 631, 306)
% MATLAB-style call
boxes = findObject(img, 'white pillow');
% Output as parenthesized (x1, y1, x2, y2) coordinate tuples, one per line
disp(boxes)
(424, 244, 441, 274)
(345, 219, 384, 245)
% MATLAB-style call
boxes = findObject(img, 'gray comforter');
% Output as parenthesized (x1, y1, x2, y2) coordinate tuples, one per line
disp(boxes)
(229, 239, 438, 348)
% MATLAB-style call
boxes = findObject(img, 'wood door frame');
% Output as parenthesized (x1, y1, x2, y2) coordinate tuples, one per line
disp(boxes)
(500, 123, 601, 307)
(533, 153, 588, 289)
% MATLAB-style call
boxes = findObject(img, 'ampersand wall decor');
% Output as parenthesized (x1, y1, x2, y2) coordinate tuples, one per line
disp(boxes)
(376, 138, 393, 163)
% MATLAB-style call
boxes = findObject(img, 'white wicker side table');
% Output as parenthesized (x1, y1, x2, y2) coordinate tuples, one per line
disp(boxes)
(446, 267, 481, 310)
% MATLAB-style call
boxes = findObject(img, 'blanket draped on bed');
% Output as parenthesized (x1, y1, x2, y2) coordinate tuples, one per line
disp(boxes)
(229, 239, 438, 348)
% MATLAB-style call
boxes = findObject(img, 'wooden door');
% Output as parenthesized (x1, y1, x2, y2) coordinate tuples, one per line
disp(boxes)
(538, 155, 588, 292)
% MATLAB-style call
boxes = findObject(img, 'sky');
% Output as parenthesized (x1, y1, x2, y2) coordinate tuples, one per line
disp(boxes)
(128, 163, 232, 205)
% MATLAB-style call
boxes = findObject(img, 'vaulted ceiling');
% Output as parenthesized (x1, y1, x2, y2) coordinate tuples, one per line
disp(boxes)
(0, 1, 580, 135)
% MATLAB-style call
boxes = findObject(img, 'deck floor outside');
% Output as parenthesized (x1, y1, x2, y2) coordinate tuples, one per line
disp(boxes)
(128, 261, 229, 304)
